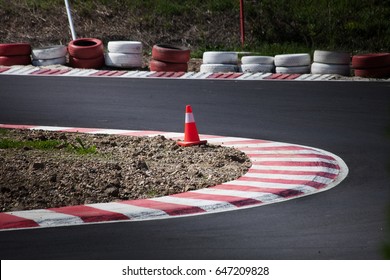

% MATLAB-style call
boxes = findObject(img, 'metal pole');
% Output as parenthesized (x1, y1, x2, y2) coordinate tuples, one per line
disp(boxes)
(239, 0, 245, 48)
(64, 0, 77, 40)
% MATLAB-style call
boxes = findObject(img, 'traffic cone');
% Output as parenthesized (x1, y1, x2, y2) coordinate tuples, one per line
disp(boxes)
(177, 105, 207, 147)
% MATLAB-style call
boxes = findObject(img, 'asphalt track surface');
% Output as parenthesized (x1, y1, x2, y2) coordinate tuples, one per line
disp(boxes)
(0, 75, 389, 259)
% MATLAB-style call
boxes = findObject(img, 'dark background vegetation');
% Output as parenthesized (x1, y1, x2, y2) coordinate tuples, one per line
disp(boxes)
(0, 0, 389, 56)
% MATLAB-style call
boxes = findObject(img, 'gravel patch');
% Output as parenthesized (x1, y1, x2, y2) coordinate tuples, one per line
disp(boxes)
(0, 129, 251, 212)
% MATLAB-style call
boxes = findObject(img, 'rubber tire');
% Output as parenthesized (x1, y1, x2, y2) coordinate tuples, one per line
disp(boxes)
(149, 59, 188, 72)
(313, 50, 351, 65)
(32, 45, 67, 60)
(0, 55, 31, 66)
(202, 51, 238, 64)
(354, 67, 390, 78)
(241, 56, 274, 64)
(107, 41, 142, 54)
(240, 64, 274, 73)
(0, 43, 31, 56)
(352, 53, 390, 69)
(275, 66, 310, 74)
(200, 64, 238, 73)
(274, 53, 311, 67)
(68, 38, 104, 59)
(69, 55, 104, 69)
(105, 53, 142, 68)
(32, 56, 67, 67)
(311, 62, 350, 76)
(152, 44, 190, 63)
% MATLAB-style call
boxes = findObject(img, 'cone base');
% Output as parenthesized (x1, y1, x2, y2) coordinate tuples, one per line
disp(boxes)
(177, 140, 207, 147)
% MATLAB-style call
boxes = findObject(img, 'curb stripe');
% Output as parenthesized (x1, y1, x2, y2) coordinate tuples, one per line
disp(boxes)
(121, 200, 206, 216)
(50, 205, 130, 223)
(213, 184, 303, 198)
(0, 213, 39, 229)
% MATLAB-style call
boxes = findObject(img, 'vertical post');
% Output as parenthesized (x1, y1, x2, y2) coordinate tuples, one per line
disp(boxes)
(239, 0, 245, 48)
(64, 0, 77, 40)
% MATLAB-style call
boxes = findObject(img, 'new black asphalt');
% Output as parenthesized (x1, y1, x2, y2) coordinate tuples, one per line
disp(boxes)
(0, 75, 389, 259)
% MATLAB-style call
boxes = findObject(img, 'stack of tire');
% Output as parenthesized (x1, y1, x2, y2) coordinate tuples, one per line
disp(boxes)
(311, 50, 351, 76)
(32, 45, 67, 66)
(149, 44, 190, 72)
(352, 53, 390, 79)
(105, 41, 143, 68)
(274, 53, 311, 74)
(68, 38, 104, 69)
(200, 51, 238, 73)
(0, 43, 31, 66)
(240, 56, 275, 73)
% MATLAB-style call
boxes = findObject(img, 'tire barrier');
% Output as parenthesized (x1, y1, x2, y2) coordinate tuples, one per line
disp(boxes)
(31, 45, 67, 66)
(68, 38, 104, 69)
(105, 41, 143, 68)
(240, 56, 275, 73)
(149, 44, 190, 72)
(352, 53, 390, 78)
(201, 51, 238, 73)
(275, 53, 311, 74)
(311, 50, 351, 76)
(0, 43, 31, 66)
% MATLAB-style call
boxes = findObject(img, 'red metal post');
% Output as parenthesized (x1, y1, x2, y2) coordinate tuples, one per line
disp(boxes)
(239, 0, 245, 48)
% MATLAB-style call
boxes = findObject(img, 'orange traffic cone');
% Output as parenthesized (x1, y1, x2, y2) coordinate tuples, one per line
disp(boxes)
(177, 105, 207, 147)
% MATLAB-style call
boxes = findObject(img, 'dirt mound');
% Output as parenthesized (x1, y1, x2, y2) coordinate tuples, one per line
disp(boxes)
(0, 129, 251, 212)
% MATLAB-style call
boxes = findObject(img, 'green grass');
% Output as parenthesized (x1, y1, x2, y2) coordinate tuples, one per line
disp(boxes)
(0, 136, 97, 155)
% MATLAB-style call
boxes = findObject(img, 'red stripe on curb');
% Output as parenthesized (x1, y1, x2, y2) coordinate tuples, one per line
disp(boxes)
(286, 74, 301, 80)
(207, 73, 224, 79)
(109, 71, 127, 77)
(227, 73, 243, 79)
(247, 153, 336, 160)
(213, 184, 303, 198)
(121, 200, 206, 216)
(172, 192, 261, 207)
(0, 124, 37, 129)
(150, 72, 166, 77)
(221, 139, 271, 145)
(252, 161, 340, 169)
(0, 213, 39, 229)
(0, 67, 11, 73)
(264, 73, 283, 80)
(31, 69, 52, 75)
(90, 70, 110, 76)
(50, 205, 129, 223)
(237, 176, 327, 189)
(247, 169, 338, 179)
(239, 145, 316, 151)
(171, 72, 185, 78)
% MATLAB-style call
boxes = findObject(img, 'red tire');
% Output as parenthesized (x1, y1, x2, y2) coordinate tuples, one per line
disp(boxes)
(68, 38, 104, 59)
(152, 44, 190, 63)
(149, 59, 188, 72)
(0, 43, 31, 56)
(69, 55, 104, 69)
(352, 53, 390, 69)
(0, 55, 31, 66)
(354, 67, 390, 78)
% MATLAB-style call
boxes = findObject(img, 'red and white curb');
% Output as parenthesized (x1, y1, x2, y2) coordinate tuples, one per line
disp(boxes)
(0, 65, 340, 81)
(0, 124, 348, 231)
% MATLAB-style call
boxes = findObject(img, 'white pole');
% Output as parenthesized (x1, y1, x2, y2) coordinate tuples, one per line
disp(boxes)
(64, 0, 77, 40)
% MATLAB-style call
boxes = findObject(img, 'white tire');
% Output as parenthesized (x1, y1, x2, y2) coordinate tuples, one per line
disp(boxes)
(32, 56, 66, 66)
(240, 64, 274, 73)
(311, 62, 350, 76)
(107, 41, 142, 54)
(241, 56, 274, 64)
(32, 45, 67, 60)
(104, 52, 142, 68)
(200, 64, 238, 73)
(276, 66, 310, 74)
(313, 50, 350, 64)
(274, 53, 311, 67)
(202, 51, 238, 64)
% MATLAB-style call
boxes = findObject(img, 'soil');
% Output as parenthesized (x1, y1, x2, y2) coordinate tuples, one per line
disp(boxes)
(0, 129, 251, 212)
